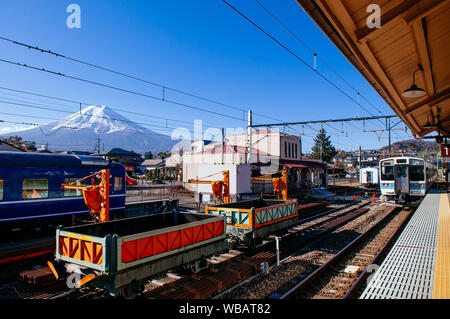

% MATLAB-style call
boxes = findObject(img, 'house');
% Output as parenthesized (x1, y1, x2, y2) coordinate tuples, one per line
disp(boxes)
(182, 129, 330, 192)
(360, 167, 379, 185)
(102, 148, 144, 168)
(0, 140, 26, 152)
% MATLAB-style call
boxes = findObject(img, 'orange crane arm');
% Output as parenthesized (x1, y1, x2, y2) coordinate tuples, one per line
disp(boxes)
(252, 166, 288, 200)
(61, 169, 111, 223)
(188, 170, 230, 204)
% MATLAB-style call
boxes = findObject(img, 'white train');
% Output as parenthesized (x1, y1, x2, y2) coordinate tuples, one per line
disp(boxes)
(379, 156, 437, 205)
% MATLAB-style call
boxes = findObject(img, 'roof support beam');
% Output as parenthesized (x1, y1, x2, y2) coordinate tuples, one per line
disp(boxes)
(410, 18, 435, 96)
(404, 88, 450, 114)
(403, 0, 447, 25)
(356, 0, 421, 41)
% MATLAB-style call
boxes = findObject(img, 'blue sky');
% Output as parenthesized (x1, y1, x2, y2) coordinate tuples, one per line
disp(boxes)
(0, 0, 412, 152)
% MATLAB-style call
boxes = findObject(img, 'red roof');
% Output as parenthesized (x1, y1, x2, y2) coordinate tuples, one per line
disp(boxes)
(281, 160, 329, 169)
(195, 145, 270, 156)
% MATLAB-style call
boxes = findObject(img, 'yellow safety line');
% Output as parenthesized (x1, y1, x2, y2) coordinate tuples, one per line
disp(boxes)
(433, 193, 450, 299)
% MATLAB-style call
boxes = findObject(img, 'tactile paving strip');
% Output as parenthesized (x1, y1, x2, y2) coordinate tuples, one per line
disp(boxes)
(432, 193, 450, 299)
(360, 193, 441, 299)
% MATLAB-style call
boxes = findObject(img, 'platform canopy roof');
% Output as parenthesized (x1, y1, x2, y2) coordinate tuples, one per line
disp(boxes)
(296, 0, 449, 139)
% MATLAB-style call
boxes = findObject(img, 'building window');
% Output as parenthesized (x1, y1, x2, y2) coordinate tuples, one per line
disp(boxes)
(114, 177, 123, 191)
(295, 144, 298, 158)
(285, 142, 287, 157)
(22, 179, 48, 199)
(288, 143, 291, 158)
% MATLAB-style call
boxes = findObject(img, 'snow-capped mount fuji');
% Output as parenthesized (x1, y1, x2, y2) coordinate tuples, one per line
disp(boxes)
(2, 105, 178, 154)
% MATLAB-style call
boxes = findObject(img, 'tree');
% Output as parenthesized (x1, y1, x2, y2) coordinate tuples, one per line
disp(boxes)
(157, 151, 169, 159)
(311, 128, 337, 164)
(144, 151, 154, 159)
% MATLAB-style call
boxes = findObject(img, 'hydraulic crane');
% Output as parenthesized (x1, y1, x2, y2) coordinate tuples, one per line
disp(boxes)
(252, 166, 288, 200)
(61, 169, 111, 223)
(188, 170, 230, 204)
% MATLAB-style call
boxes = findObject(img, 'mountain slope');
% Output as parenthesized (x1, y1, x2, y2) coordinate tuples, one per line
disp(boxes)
(379, 139, 438, 153)
(1, 106, 178, 154)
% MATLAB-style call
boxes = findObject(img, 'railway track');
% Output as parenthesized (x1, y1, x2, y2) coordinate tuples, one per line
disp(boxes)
(214, 203, 407, 299)
(141, 202, 370, 299)
(0, 201, 371, 299)
(272, 205, 412, 299)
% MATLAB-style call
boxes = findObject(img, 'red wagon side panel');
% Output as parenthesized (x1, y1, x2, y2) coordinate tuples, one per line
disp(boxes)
(120, 219, 224, 264)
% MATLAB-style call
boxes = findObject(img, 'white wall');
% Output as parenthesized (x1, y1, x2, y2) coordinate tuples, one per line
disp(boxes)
(184, 163, 252, 194)
(280, 135, 301, 160)
(360, 168, 379, 184)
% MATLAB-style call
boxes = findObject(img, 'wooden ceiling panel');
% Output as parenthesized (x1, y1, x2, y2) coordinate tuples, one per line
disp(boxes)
(350, 0, 403, 29)
(425, 5, 450, 41)
(370, 22, 410, 54)
(428, 35, 450, 92)
(374, 34, 416, 69)
(342, 0, 377, 17)
(296, 0, 449, 137)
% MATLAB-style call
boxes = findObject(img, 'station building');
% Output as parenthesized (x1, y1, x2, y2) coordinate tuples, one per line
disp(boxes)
(181, 129, 331, 194)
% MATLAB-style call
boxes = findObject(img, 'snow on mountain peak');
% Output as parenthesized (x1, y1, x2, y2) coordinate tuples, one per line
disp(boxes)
(1, 105, 177, 153)
(51, 105, 147, 134)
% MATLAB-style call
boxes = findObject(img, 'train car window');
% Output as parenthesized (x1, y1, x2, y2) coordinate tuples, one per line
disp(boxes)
(411, 159, 423, 166)
(410, 160, 425, 181)
(381, 161, 394, 180)
(22, 179, 48, 199)
(114, 177, 123, 191)
(0, 180, 3, 200)
(396, 166, 408, 178)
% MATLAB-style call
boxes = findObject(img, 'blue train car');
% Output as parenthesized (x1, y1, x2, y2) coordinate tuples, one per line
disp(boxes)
(0, 151, 126, 227)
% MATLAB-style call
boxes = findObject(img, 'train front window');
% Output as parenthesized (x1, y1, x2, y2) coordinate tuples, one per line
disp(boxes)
(381, 161, 394, 180)
(410, 160, 425, 181)
(0, 180, 3, 200)
(22, 179, 48, 199)
(396, 166, 408, 178)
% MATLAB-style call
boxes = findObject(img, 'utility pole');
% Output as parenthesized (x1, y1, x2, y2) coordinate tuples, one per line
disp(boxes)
(221, 127, 225, 165)
(96, 135, 101, 155)
(320, 123, 323, 162)
(359, 146, 362, 170)
(247, 110, 252, 165)
(388, 118, 391, 156)
(299, 131, 302, 159)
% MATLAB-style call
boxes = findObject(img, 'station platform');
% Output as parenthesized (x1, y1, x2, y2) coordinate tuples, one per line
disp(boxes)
(361, 190, 449, 299)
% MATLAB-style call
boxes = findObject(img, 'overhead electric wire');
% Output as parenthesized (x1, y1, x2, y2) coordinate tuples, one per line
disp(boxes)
(253, 0, 385, 116)
(220, 0, 380, 118)
(0, 99, 212, 135)
(0, 35, 296, 126)
(222, 0, 408, 144)
(0, 58, 249, 123)
(0, 36, 248, 113)
(0, 86, 225, 128)
(0, 114, 183, 137)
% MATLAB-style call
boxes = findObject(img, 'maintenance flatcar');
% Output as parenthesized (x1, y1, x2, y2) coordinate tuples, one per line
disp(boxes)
(379, 156, 437, 206)
(0, 151, 126, 230)
(49, 211, 226, 297)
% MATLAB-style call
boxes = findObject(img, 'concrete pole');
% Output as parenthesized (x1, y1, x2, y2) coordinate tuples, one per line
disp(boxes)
(221, 127, 225, 165)
(275, 236, 280, 266)
(247, 110, 252, 165)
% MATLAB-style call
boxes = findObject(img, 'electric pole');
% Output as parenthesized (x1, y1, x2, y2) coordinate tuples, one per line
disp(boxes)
(247, 110, 252, 165)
